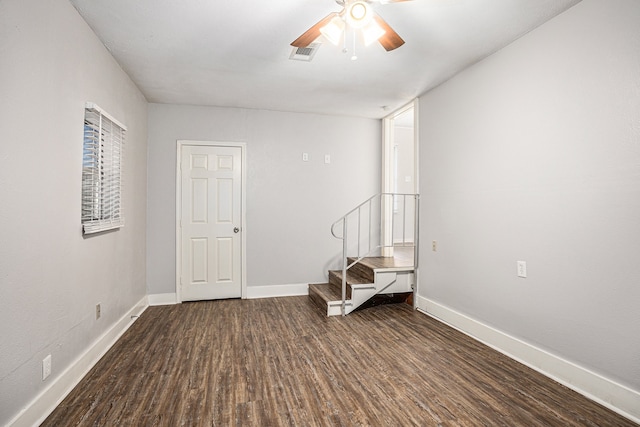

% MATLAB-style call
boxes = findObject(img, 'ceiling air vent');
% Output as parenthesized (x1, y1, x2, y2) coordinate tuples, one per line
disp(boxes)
(290, 43, 321, 61)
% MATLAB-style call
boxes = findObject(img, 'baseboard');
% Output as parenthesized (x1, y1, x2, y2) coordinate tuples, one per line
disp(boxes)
(245, 283, 309, 299)
(150, 286, 309, 303)
(148, 292, 178, 306)
(8, 296, 148, 427)
(416, 295, 640, 424)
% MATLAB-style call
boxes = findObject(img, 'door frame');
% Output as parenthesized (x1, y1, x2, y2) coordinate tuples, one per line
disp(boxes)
(175, 140, 247, 302)
(381, 99, 419, 256)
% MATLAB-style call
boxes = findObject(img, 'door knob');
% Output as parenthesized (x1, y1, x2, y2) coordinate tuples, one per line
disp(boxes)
(234, 227, 240, 233)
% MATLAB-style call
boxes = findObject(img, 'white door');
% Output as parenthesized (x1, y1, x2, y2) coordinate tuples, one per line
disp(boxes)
(180, 145, 242, 301)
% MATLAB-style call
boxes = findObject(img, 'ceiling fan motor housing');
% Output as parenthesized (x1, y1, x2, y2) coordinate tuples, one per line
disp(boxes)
(347, 1, 373, 28)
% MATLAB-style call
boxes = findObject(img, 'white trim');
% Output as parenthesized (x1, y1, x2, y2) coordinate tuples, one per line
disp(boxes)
(84, 102, 127, 131)
(7, 296, 148, 427)
(412, 99, 419, 308)
(175, 140, 247, 302)
(148, 293, 178, 306)
(382, 113, 394, 194)
(382, 100, 419, 258)
(416, 295, 640, 424)
(245, 283, 309, 299)
(392, 239, 415, 245)
(412, 98, 419, 196)
(381, 113, 394, 256)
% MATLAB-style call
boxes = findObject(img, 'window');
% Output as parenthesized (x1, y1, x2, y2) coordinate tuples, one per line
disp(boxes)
(81, 103, 126, 234)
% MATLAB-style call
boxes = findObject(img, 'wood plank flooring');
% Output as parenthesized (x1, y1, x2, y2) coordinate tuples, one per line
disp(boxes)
(43, 297, 637, 426)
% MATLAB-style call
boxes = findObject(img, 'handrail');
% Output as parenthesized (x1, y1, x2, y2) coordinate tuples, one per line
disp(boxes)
(331, 193, 418, 239)
(331, 193, 379, 238)
(331, 193, 420, 316)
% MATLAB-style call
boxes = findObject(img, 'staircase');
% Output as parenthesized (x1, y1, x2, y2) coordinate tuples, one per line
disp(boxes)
(309, 250, 415, 316)
(308, 193, 419, 316)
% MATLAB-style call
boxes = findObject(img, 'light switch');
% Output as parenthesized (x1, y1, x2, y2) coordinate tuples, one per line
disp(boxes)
(517, 261, 527, 278)
(324, 154, 331, 164)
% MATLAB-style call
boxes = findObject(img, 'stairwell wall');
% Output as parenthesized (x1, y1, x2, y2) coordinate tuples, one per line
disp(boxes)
(147, 104, 380, 297)
(417, 0, 640, 419)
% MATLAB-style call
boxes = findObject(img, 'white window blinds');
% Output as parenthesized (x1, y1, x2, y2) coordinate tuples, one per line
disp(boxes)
(82, 103, 126, 234)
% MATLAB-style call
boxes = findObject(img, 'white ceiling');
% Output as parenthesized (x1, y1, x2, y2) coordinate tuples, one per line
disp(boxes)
(69, 0, 582, 119)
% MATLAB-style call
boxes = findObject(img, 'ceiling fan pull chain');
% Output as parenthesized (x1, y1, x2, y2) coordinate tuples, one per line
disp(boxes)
(343, 26, 348, 54)
(351, 28, 358, 60)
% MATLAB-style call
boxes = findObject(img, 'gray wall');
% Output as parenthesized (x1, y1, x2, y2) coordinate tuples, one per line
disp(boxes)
(0, 0, 148, 424)
(147, 104, 380, 295)
(418, 0, 640, 392)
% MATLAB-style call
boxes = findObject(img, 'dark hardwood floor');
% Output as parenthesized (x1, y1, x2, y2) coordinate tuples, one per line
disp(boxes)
(43, 297, 636, 426)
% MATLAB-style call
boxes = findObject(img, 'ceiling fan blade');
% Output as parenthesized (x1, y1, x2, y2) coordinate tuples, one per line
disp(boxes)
(291, 12, 339, 48)
(374, 14, 405, 51)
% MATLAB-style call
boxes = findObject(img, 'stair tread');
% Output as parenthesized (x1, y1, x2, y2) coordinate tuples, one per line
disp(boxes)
(308, 283, 345, 302)
(347, 255, 414, 271)
(329, 270, 372, 285)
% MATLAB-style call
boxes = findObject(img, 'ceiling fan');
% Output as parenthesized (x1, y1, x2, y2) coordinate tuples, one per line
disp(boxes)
(291, 0, 410, 52)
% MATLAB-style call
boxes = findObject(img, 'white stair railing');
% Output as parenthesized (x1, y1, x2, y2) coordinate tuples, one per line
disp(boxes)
(331, 193, 419, 316)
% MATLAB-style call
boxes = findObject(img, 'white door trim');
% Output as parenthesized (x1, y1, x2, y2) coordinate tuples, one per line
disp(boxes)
(175, 140, 247, 302)
(382, 100, 419, 301)
(381, 99, 419, 256)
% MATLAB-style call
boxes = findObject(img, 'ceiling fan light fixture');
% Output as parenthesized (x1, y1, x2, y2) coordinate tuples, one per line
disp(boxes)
(362, 19, 386, 46)
(346, 1, 372, 29)
(320, 15, 345, 45)
(290, 0, 407, 55)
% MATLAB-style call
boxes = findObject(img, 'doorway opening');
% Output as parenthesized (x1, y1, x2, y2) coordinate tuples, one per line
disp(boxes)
(382, 100, 418, 257)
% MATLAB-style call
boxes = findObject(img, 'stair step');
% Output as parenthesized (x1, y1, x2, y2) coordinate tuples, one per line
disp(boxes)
(309, 282, 340, 304)
(327, 271, 363, 300)
(348, 255, 414, 273)
(328, 269, 372, 290)
(346, 258, 375, 282)
(308, 283, 352, 316)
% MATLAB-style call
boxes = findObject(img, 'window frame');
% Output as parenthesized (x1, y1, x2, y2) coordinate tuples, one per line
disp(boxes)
(81, 102, 126, 234)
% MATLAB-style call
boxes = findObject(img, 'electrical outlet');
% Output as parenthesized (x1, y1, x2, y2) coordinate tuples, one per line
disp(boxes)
(42, 354, 51, 380)
(96, 303, 101, 320)
(302, 152, 309, 162)
(517, 261, 527, 278)
(432, 240, 437, 251)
